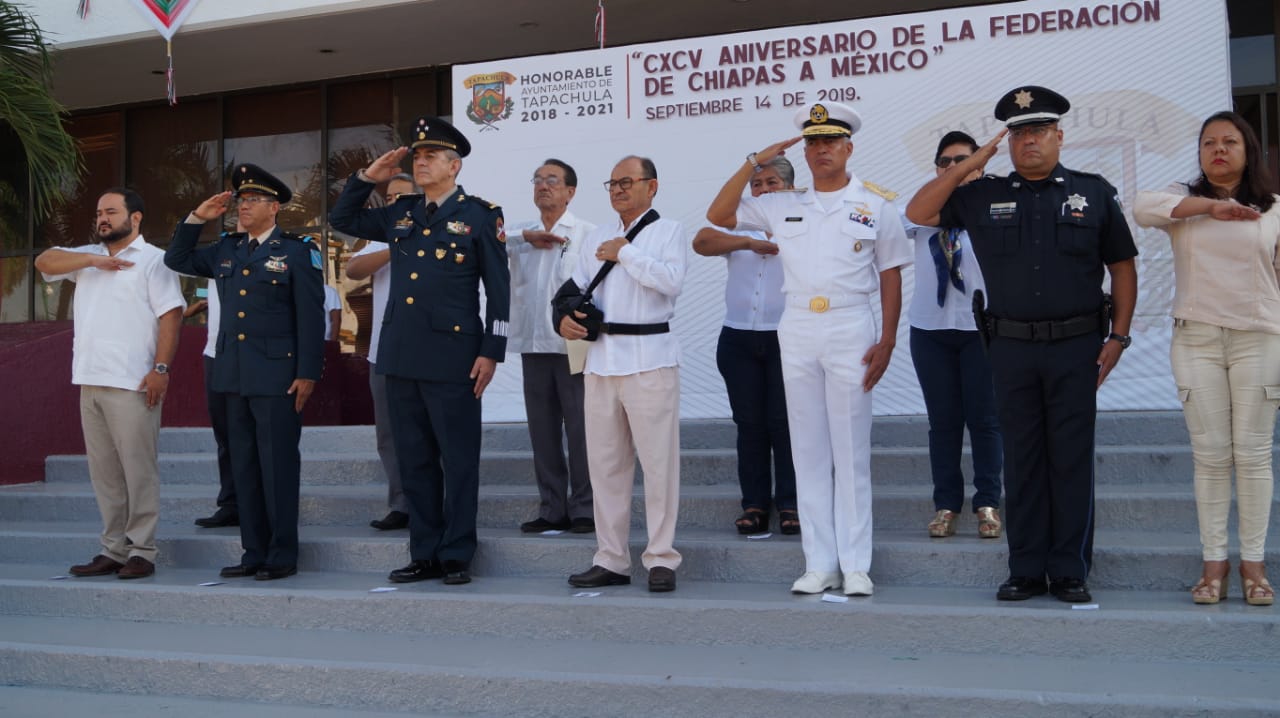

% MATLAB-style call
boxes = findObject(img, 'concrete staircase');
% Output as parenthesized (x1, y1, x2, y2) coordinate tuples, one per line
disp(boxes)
(1, 412, 1278, 717)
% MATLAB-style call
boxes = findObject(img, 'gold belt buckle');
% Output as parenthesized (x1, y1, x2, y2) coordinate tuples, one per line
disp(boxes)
(809, 296, 830, 313)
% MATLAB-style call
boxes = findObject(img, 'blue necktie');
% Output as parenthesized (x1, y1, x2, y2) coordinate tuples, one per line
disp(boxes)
(928, 229, 966, 307)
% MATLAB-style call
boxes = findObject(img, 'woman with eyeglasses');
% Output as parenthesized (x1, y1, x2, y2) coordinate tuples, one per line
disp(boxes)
(903, 131, 1004, 540)
(1135, 111, 1280, 606)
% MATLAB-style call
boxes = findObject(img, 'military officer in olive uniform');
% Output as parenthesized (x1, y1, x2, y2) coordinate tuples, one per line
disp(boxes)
(329, 116, 509, 586)
(907, 87, 1138, 604)
(166, 164, 326, 581)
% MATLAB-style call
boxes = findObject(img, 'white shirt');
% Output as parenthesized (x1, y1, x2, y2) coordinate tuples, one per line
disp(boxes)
(736, 174, 913, 302)
(719, 228, 785, 331)
(323, 284, 342, 340)
(902, 213, 987, 331)
(40, 235, 185, 390)
(507, 209, 596, 354)
(571, 214, 686, 376)
(350, 242, 392, 365)
(203, 281, 220, 357)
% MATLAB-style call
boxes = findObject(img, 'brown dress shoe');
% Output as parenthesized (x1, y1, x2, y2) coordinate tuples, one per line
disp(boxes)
(69, 555, 124, 577)
(117, 556, 155, 579)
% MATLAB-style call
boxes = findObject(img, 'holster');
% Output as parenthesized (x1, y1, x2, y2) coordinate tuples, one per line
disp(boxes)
(1100, 293, 1114, 338)
(972, 289, 991, 351)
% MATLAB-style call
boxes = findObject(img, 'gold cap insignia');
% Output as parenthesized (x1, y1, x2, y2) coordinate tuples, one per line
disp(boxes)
(810, 104, 829, 124)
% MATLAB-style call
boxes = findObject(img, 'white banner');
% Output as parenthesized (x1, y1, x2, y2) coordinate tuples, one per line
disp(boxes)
(453, 0, 1230, 421)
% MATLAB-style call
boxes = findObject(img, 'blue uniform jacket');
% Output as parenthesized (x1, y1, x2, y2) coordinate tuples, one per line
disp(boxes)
(329, 176, 509, 383)
(166, 222, 326, 396)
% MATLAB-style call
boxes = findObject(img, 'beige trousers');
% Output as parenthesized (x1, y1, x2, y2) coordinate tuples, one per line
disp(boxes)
(1171, 320, 1280, 562)
(584, 367, 682, 573)
(79, 385, 162, 563)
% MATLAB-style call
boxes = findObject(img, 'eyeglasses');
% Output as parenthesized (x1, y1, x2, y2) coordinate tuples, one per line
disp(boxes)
(235, 195, 276, 206)
(935, 154, 971, 169)
(1009, 124, 1055, 140)
(603, 177, 653, 191)
(531, 176, 565, 188)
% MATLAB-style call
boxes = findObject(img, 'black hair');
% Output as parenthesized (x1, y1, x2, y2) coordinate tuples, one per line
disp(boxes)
(1187, 111, 1275, 212)
(101, 187, 144, 216)
(541, 159, 578, 188)
(935, 131, 978, 162)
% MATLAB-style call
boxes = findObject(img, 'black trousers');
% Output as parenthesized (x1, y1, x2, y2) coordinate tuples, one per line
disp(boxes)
(385, 375, 481, 564)
(224, 393, 302, 567)
(988, 332, 1098, 580)
(203, 355, 236, 511)
(715, 326, 796, 512)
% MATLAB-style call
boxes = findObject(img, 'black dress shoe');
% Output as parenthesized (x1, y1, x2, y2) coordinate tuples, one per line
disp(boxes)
(520, 517, 571, 533)
(648, 566, 676, 593)
(569, 517, 595, 534)
(195, 507, 239, 528)
(568, 565, 630, 588)
(370, 511, 409, 531)
(997, 576, 1049, 601)
(254, 565, 297, 581)
(1049, 577, 1093, 603)
(219, 563, 263, 578)
(442, 560, 471, 585)
(388, 559, 443, 583)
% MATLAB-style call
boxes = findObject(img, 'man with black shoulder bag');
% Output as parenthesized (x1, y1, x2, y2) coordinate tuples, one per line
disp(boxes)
(559, 155, 687, 593)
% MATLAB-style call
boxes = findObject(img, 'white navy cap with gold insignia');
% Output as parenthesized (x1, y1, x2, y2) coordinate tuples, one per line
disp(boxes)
(794, 101, 861, 138)
(995, 86, 1070, 128)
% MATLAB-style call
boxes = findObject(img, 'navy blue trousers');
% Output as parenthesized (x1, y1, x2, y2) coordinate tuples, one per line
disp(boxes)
(909, 327, 1003, 513)
(224, 393, 301, 568)
(716, 326, 796, 512)
(203, 355, 236, 511)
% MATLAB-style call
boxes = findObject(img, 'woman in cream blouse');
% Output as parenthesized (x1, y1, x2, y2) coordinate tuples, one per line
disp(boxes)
(1135, 111, 1280, 606)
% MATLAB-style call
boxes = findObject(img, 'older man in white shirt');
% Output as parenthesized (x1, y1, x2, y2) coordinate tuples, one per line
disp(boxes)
(36, 187, 185, 580)
(509, 159, 598, 534)
(559, 155, 686, 593)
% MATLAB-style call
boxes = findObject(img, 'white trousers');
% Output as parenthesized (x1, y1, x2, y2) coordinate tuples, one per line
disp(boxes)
(778, 305, 876, 574)
(1171, 320, 1280, 562)
(584, 367, 682, 573)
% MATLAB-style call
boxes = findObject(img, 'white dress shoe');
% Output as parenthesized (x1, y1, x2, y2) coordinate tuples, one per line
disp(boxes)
(843, 571, 874, 596)
(790, 571, 842, 594)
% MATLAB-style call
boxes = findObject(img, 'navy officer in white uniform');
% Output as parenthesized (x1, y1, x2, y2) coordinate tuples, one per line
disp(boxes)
(707, 102, 913, 597)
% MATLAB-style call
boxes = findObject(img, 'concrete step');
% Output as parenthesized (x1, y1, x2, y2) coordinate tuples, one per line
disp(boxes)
(2, 563, 1277, 663)
(149, 411, 1216, 455)
(1, 612, 1276, 718)
(5, 481, 1275, 536)
(0, 685, 455, 718)
(0, 520, 1220, 591)
(41, 443, 1233, 488)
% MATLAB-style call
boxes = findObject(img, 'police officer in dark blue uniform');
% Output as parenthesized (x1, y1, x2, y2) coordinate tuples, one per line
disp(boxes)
(907, 87, 1138, 603)
(166, 164, 326, 581)
(329, 116, 509, 586)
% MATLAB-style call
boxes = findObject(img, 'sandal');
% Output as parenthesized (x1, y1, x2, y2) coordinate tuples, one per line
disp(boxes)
(779, 509, 800, 535)
(735, 508, 769, 535)
(928, 509, 957, 538)
(1192, 560, 1229, 605)
(1240, 562, 1275, 606)
(976, 507, 1002, 539)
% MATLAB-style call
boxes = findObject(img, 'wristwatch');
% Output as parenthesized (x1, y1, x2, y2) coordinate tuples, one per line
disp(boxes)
(153, 363, 169, 375)
(746, 152, 762, 173)
(1108, 333, 1131, 349)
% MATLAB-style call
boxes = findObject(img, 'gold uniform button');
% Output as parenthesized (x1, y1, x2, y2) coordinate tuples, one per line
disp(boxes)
(417, 249, 425, 257)
(423, 229, 431, 236)
(287, 352, 293, 357)
(239, 289, 247, 296)
(272, 280, 278, 285)
(406, 297, 414, 305)
(410, 272, 419, 280)
(453, 325, 461, 332)
(809, 296, 830, 313)
(237, 333, 246, 341)
(242, 269, 250, 276)
(237, 311, 245, 318)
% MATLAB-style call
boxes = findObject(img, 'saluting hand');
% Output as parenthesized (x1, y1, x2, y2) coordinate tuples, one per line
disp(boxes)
(288, 378, 316, 413)
(192, 192, 234, 222)
(747, 238, 779, 256)
(596, 238, 628, 262)
(1210, 200, 1262, 222)
(89, 255, 135, 271)
(755, 137, 802, 165)
(968, 129, 1009, 175)
(524, 230, 568, 250)
(364, 147, 410, 184)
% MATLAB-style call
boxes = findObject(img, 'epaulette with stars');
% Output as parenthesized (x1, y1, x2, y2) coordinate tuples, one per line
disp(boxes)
(861, 181, 898, 201)
(462, 193, 502, 212)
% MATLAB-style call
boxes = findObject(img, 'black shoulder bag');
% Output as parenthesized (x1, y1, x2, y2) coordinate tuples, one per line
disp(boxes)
(551, 209, 660, 341)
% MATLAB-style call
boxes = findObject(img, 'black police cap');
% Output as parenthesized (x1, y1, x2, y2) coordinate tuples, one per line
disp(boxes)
(232, 163, 293, 205)
(409, 115, 471, 158)
(994, 86, 1070, 128)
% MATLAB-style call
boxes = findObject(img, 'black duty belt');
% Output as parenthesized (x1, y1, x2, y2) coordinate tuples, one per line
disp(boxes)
(600, 321, 670, 336)
(988, 313, 1099, 342)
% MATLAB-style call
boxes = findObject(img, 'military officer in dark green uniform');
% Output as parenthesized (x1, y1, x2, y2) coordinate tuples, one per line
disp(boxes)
(330, 116, 509, 586)
(166, 164, 326, 581)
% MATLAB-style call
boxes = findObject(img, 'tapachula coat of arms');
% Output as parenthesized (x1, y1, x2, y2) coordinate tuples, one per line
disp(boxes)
(463, 72, 517, 130)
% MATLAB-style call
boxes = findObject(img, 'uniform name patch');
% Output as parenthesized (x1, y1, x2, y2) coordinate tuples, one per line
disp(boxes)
(988, 202, 1017, 217)
(784, 217, 803, 222)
